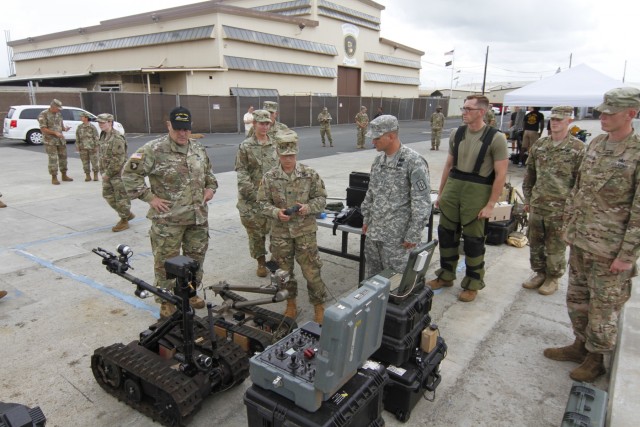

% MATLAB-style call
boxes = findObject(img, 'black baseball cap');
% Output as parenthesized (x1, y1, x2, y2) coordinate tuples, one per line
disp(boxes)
(170, 106, 192, 130)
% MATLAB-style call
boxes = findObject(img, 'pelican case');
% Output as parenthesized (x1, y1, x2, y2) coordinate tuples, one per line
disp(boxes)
(372, 314, 431, 366)
(346, 187, 367, 208)
(349, 172, 370, 189)
(561, 382, 607, 427)
(383, 285, 433, 340)
(382, 337, 447, 422)
(244, 362, 388, 427)
(485, 219, 516, 245)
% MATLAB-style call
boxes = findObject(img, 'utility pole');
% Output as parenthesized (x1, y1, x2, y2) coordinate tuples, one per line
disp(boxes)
(569, 53, 572, 69)
(623, 60, 627, 83)
(481, 46, 489, 95)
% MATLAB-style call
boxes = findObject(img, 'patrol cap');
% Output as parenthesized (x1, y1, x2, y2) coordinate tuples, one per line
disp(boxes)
(322, 107, 328, 111)
(50, 99, 63, 108)
(252, 109, 272, 123)
(263, 101, 278, 113)
(96, 113, 114, 123)
(550, 106, 574, 119)
(275, 129, 299, 155)
(595, 87, 640, 114)
(436, 106, 442, 110)
(169, 106, 192, 130)
(79, 112, 91, 118)
(366, 115, 399, 139)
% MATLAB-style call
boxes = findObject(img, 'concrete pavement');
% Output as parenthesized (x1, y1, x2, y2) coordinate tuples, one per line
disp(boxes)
(0, 120, 634, 426)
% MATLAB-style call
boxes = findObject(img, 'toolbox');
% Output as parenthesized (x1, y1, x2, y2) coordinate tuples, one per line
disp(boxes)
(244, 362, 388, 427)
(383, 336, 447, 422)
(372, 314, 431, 366)
(561, 382, 607, 427)
(383, 284, 433, 339)
(486, 219, 517, 245)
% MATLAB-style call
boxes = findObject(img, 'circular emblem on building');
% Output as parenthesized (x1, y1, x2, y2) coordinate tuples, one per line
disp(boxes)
(344, 35, 357, 58)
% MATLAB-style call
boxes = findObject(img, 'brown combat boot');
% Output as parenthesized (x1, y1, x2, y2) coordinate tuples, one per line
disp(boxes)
(283, 299, 297, 319)
(112, 218, 129, 232)
(189, 296, 205, 309)
(570, 352, 606, 382)
(522, 272, 546, 289)
(61, 172, 73, 182)
(52, 174, 60, 185)
(256, 255, 268, 277)
(543, 338, 588, 363)
(458, 289, 478, 302)
(314, 304, 325, 324)
(127, 212, 135, 221)
(0, 290, 7, 299)
(93, 171, 99, 181)
(160, 302, 177, 319)
(85, 173, 91, 182)
(538, 277, 559, 295)
(428, 277, 454, 290)
(0, 200, 6, 208)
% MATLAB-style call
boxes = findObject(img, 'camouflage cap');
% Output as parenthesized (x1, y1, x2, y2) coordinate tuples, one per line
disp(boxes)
(322, 107, 328, 111)
(550, 105, 574, 119)
(275, 129, 299, 155)
(252, 109, 272, 123)
(436, 106, 442, 110)
(96, 113, 114, 123)
(50, 99, 63, 108)
(595, 87, 640, 113)
(263, 101, 278, 113)
(79, 112, 91, 118)
(366, 115, 399, 139)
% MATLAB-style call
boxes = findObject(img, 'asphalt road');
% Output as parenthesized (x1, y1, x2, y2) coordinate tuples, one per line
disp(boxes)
(0, 118, 465, 173)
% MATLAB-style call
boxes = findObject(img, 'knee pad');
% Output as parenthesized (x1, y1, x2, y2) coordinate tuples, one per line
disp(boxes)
(463, 235, 485, 258)
(437, 225, 459, 249)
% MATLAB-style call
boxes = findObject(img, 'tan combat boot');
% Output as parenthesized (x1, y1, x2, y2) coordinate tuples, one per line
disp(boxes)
(458, 289, 478, 302)
(128, 212, 136, 221)
(189, 296, 205, 309)
(160, 302, 177, 319)
(85, 173, 92, 182)
(52, 174, 60, 185)
(313, 304, 325, 324)
(570, 352, 606, 382)
(112, 218, 129, 232)
(0, 290, 7, 299)
(256, 255, 268, 277)
(538, 277, 559, 295)
(428, 277, 454, 290)
(543, 338, 588, 363)
(61, 172, 73, 182)
(0, 200, 6, 208)
(283, 299, 297, 319)
(522, 272, 546, 289)
(93, 171, 99, 181)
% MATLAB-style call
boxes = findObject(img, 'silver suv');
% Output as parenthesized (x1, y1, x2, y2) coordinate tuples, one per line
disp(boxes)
(3, 105, 125, 145)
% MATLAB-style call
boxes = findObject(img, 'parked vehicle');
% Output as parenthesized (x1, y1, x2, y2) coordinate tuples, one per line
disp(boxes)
(3, 105, 125, 145)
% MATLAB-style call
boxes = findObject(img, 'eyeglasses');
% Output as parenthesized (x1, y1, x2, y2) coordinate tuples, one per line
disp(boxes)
(460, 107, 482, 112)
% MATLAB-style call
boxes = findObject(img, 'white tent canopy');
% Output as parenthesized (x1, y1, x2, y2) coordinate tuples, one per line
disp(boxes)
(503, 64, 623, 107)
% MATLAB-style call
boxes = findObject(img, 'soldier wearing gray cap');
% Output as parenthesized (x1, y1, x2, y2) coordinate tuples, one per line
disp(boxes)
(38, 99, 73, 184)
(361, 115, 431, 278)
(355, 106, 369, 149)
(257, 129, 328, 323)
(235, 109, 278, 277)
(521, 105, 585, 296)
(248, 101, 289, 139)
(76, 112, 100, 182)
(545, 87, 640, 382)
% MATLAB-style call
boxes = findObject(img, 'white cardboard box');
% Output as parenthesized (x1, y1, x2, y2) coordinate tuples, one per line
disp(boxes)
(490, 202, 513, 222)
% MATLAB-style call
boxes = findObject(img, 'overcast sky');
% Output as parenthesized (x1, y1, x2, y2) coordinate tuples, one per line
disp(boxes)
(1, 0, 637, 89)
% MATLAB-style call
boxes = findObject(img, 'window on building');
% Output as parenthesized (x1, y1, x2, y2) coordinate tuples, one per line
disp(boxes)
(99, 84, 121, 92)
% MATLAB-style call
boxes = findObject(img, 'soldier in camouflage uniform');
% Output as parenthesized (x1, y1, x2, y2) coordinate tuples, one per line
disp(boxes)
(361, 115, 431, 278)
(76, 112, 100, 182)
(235, 110, 278, 277)
(544, 88, 640, 382)
(430, 106, 445, 150)
(123, 107, 217, 318)
(521, 106, 585, 296)
(355, 106, 369, 149)
(97, 113, 133, 232)
(317, 107, 333, 147)
(247, 101, 289, 138)
(484, 105, 497, 128)
(38, 99, 73, 185)
(257, 129, 328, 323)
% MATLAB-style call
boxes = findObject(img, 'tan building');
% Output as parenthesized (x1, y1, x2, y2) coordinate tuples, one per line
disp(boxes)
(4, 0, 423, 98)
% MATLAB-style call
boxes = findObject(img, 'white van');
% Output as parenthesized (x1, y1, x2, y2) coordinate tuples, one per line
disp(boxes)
(3, 105, 125, 145)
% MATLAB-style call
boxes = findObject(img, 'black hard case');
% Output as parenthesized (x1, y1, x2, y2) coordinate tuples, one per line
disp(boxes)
(346, 187, 367, 208)
(383, 285, 433, 339)
(486, 219, 516, 245)
(382, 337, 447, 422)
(244, 363, 388, 427)
(372, 314, 431, 366)
(561, 382, 607, 427)
(349, 172, 370, 189)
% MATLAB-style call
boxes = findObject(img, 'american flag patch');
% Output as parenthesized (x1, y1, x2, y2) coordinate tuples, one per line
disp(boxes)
(130, 152, 143, 160)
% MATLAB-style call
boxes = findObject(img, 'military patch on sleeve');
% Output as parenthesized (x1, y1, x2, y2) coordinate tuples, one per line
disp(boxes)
(130, 162, 138, 170)
(416, 179, 427, 191)
(130, 152, 143, 160)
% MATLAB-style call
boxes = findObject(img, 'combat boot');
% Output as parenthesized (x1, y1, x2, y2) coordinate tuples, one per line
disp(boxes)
(0, 200, 6, 208)
(522, 272, 546, 289)
(93, 171, 99, 181)
(61, 172, 73, 182)
(128, 212, 135, 221)
(283, 299, 297, 319)
(0, 290, 7, 299)
(160, 302, 177, 319)
(458, 289, 477, 302)
(256, 255, 268, 277)
(570, 352, 606, 382)
(189, 296, 205, 309)
(428, 277, 453, 290)
(51, 174, 60, 185)
(313, 304, 325, 324)
(112, 218, 129, 232)
(543, 338, 587, 363)
(538, 277, 559, 295)
(85, 173, 91, 182)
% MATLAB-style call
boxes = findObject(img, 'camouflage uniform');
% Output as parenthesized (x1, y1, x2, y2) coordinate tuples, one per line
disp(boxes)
(99, 128, 131, 219)
(361, 142, 431, 278)
(355, 110, 369, 148)
(235, 112, 278, 260)
(38, 108, 68, 175)
(523, 131, 585, 278)
(317, 109, 333, 146)
(484, 108, 497, 128)
(122, 134, 218, 292)
(247, 101, 289, 139)
(563, 130, 640, 353)
(430, 110, 445, 149)
(76, 121, 99, 174)
(257, 136, 328, 305)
